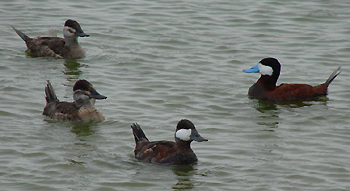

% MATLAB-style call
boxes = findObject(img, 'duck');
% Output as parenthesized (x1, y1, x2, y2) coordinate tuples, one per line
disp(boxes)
(43, 79, 107, 121)
(131, 119, 208, 165)
(11, 19, 89, 59)
(243, 57, 341, 101)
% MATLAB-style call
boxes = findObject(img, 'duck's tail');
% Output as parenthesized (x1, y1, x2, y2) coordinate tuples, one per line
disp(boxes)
(45, 80, 58, 103)
(325, 66, 341, 86)
(131, 123, 149, 143)
(11, 26, 30, 41)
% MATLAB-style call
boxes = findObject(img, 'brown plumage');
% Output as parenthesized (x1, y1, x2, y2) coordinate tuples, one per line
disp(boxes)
(244, 57, 341, 101)
(43, 80, 107, 122)
(12, 19, 89, 59)
(131, 119, 208, 165)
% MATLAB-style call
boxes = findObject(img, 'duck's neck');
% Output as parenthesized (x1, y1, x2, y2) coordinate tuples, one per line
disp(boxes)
(74, 98, 95, 108)
(256, 75, 278, 91)
(65, 36, 80, 48)
(175, 139, 193, 152)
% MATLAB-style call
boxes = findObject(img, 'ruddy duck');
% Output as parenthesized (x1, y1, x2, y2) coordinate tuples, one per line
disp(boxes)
(43, 79, 107, 121)
(243, 57, 341, 101)
(131, 119, 208, 165)
(12, 19, 89, 59)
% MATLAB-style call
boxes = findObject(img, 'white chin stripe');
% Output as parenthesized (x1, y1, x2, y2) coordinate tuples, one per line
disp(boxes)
(258, 64, 273, 76)
(175, 129, 192, 141)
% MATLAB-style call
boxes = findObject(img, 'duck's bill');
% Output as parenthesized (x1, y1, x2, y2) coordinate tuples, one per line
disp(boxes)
(243, 62, 260, 73)
(75, 29, 89, 37)
(90, 88, 107, 99)
(190, 130, 208, 142)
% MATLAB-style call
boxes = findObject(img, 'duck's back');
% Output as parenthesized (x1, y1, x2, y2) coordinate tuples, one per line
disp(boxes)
(249, 83, 328, 101)
(135, 140, 198, 165)
(275, 83, 328, 100)
(135, 141, 175, 163)
(26, 37, 68, 58)
(43, 101, 80, 121)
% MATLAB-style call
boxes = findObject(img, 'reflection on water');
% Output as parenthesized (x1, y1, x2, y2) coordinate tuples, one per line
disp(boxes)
(171, 165, 196, 190)
(252, 99, 279, 119)
(258, 121, 279, 130)
(71, 122, 98, 137)
(63, 59, 86, 80)
(43, 119, 98, 137)
(252, 98, 328, 114)
(24, 50, 34, 57)
(253, 100, 278, 112)
(251, 97, 329, 130)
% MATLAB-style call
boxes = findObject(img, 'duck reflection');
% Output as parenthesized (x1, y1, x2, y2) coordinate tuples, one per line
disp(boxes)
(71, 122, 98, 137)
(252, 98, 328, 114)
(251, 98, 328, 129)
(171, 165, 196, 190)
(63, 59, 86, 77)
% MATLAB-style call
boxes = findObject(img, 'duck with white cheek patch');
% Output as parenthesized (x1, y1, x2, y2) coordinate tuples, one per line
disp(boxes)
(243, 57, 341, 101)
(131, 119, 208, 165)
(12, 19, 89, 59)
(43, 79, 107, 122)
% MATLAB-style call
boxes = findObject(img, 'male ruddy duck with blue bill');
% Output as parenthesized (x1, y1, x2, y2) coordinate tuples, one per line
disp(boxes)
(43, 79, 107, 122)
(243, 57, 341, 101)
(12, 19, 89, 59)
(131, 119, 208, 165)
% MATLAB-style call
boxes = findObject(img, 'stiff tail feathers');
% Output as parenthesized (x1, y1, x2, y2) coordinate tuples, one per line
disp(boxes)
(325, 66, 341, 86)
(45, 80, 58, 103)
(11, 26, 30, 41)
(131, 123, 149, 143)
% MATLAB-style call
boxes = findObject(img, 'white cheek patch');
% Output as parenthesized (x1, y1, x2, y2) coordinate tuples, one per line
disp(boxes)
(258, 64, 273, 76)
(65, 26, 76, 33)
(63, 26, 77, 37)
(73, 92, 89, 101)
(175, 129, 192, 141)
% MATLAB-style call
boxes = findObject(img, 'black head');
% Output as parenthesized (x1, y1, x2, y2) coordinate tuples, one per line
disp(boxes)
(73, 79, 107, 99)
(64, 19, 89, 37)
(259, 57, 281, 79)
(176, 119, 195, 131)
(73, 79, 91, 92)
(175, 119, 208, 142)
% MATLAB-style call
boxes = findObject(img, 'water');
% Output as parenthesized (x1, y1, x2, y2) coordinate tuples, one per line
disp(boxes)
(1, 0, 350, 190)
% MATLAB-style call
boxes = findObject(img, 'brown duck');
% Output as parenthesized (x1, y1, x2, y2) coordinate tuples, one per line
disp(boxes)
(12, 19, 89, 59)
(243, 57, 341, 101)
(43, 79, 107, 121)
(131, 119, 208, 165)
